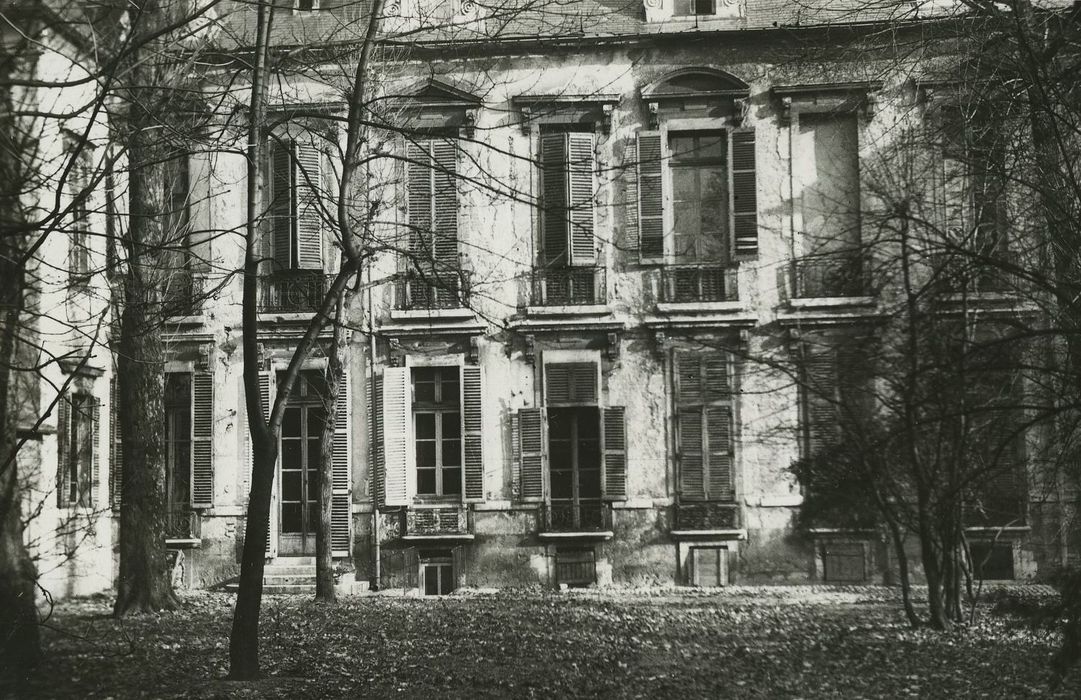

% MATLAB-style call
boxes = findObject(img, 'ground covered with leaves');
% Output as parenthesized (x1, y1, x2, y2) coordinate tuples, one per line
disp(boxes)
(15, 586, 1081, 698)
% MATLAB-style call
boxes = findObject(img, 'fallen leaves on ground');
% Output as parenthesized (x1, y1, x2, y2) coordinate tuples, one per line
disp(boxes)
(15, 586, 1080, 698)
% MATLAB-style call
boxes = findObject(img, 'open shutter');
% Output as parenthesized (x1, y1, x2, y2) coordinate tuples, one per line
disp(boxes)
(804, 351, 839, 454)
(90, 396, 100, 507)
(370, 374, 384, 506)
(637, 131, 664, 262)
(516, 407, 546, 502)
(270, 140, 294, 270)
(382, 367, 413, 506)
(294, 143, 324, 270)
(677, 408, 705, 500)
(540, 133, 569, 266)
(623, 138, 639, 257)
(567, 132, 596, 266)
(706, 406, 734, 501)
(57, 395, 70, 507)
(109, 378, 121, 510)
(407, 140, 432, 257)
(191, 370, 214, 508)
(462, 365, 484, 502)
(729, 128, 758, 258)
(602, 406, 626, 500)
(331, 370, 351, 557)
(432, 138, 459, 267)
(242, 371, 274, 499)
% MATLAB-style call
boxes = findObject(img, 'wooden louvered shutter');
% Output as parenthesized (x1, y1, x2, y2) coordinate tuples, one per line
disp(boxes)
(805, 351, 839, 454)
(637, 131, 664, 262)
(242, 371, 274, 500)
(432, 138, 459, 267)
(540, 133, 569, 266)
(370, 374, 384, 505)
(294, 143, 324, 270)
(462, 365, 484, 502)
(546, 363, 598, 405)
(623, 138, 639, 257)
(706, 406, 734, 501)
(191, 370, 214, 508)
(516, 408, 546, 502)
(109, 378, 121, 509)
(567, 132, 596, 266)
(261, 371, 277, 557)
(382, 367, 413, 506)
(331, 370, 351, 557)
(57, 395, 70, 507)
(676, 352, 734, 501)
(602, 406, 626, 500)
(407, 140, 433, 257)
(90, 396, 100, 507)
(729, 128, 758, 258)
(271, 140, 294, 270)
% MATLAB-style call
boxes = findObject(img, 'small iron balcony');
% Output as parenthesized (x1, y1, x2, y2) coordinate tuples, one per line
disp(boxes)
(258, 270, 331, 314)
(531, 266, 605, 306)
(659, 264, 738, 303)
(394, 271, 469, 311)
(541, 501, 612, 533)
(792, 252, 869, 298)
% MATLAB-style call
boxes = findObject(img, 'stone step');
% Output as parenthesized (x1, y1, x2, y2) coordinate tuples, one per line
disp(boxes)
(273, 557, 316, 566)
(263, 566, 316, 577)
(224, 582, 317, 595)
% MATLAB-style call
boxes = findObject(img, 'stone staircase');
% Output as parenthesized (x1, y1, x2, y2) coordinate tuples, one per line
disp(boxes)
(224, 557, 316, 594)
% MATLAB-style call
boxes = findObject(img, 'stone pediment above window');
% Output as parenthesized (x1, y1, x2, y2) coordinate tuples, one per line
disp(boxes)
(643, 0, 745, 25)
(641, 68, 750, 127)
(513, 94, 620, 135)
(773, 81, 883, 122)
(400, 79, 482, 135)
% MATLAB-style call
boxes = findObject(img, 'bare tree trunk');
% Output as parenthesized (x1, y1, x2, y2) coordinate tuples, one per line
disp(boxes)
(881, 507, 920, 627)
(0, 64, 41, 684)
(316, 297, 346, 602)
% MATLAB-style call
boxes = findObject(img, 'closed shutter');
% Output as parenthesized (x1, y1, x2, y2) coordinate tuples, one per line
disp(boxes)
(370, 374, 384, 506)
(567, 132, 596, 266)
(545, 362, 598, 405)
(382, 367, 413, 506)
(804, 351, 839, 454)
(331, 370, 351, 557)
(636, 131, 664, 262)
(432, 138, 459, 267)
(676, 352, 735, 502)
(540, 133, 569, 266)
(57, 395, 70, 507)
(623, 138, 639, 257)
(109, 378, 121, 510)
(729, 128, 758, 258)
(188, 371, 213, 507)
(90, 396, 100, 507)
(516, 407, 546, 502)
(407, 140, 433, 258)
(462, 365, 484, 502)
(602, 406, 626, 500)
(270, 140, 294, 271)
(294, 143, 324, 270)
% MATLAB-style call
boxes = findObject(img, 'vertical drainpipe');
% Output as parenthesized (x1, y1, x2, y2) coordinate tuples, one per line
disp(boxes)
(368, 257, 380, 591)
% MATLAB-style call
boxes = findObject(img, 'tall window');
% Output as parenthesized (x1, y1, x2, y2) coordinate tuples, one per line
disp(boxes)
(549, 406, 602, 527)
(59, 392, 96, 508)
(269, 136, 325, 272)
(674, 0, 715, 15)
(414, 367, 462, 497)
(539, 128, 596, 268)
(670, 131, 729, 264)
(279, 371, 327, 555)
(165, 373, 193, 511)
(674, 352, 735, 502)
(795, 113, 861, 256)
(68, 162, 91, 283)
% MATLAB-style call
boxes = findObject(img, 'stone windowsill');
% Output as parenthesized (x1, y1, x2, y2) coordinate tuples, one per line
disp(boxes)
(525, 304, 610, 316)
(656, 300, 743, 314)
(669, 529, 747, 540)
(165, 538, 201, 548)
(389, 307, 476, 321)
(402, 533, 475, 541)
(788, 296, 876, 309)
(538, 531, 614, 541)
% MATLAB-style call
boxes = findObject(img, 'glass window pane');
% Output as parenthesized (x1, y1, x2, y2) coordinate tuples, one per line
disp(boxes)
(416, 441, 437, 467)
(281, 503, 302, 532)
(283, 406, 302, 436)
(442, 412, 461, 439)
(415, 413, 436, 439)
(282, 471, 302, 500)
(550, 470, 573, 499)
(579, 469, 602, 498)
(549, 439, 572, 468)
(442, 438, 461, 466)
(281, 440, 302, 469)
(577, 409, 600, 439)
(307, 471, 320, 502)
(308, 406, 327, 437)
(548, 410, 573, 439)
(417, 468, 436, 495)
(443, 468, 461, 495)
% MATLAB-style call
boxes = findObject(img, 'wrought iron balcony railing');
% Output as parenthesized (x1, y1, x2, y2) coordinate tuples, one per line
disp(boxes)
(258, 270, 331, 314)
(930, 253, 1014, 295)
(673, 501, 740, 531)
(404, 506, 470, 537)
(531, 266, 605, 306)
(165, 506, 200, 541)
(659, 264, 738, 303)
(541, 501, 612, 533)
(792, 253, 869, 299)
(163, 269, 203, 317)
(395, 272, 468, 311)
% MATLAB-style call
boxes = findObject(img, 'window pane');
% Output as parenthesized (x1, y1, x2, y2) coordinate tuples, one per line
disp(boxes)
(283, 406, 302, 436)
(549, 439, 572, 468)
(441, 412, 461, 439)
(417, 468, 437, 495)
(579, 468, 602, 498)
(307, 440, 322, 473)
(281, 440, 302, 469)
(415, 413, 436, 439)
(442, 438, 461, 467)
(577, 408, 599, 439)
(281, 503, 302, 533)
(282, 471, 302, 500)
(414, 371, 436, 403)
(443, 467, 461, 495)
(308, 406, 327, 437)
(551, 470, 573, 499)
(548, 410, 573, 440)
(416, 441, 437, 467)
